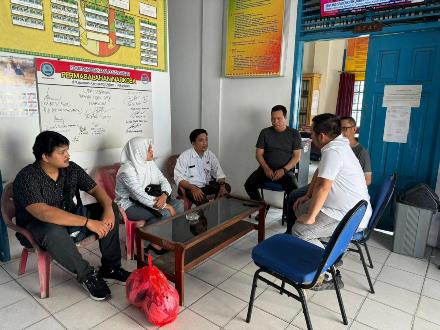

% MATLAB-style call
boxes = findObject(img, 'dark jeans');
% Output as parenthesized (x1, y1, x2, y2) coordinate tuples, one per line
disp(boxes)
(27, 202, 122, 282)
(183, 181, 231, 206)
(244, 166, 298, 201)
(286, 184, 310, 233)
(125, 198, 183, 221)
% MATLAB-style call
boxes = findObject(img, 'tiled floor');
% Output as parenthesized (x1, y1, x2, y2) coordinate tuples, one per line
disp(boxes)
(1, 208, 440, 330)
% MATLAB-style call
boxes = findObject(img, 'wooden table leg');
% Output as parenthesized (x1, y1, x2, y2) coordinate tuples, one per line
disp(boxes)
(135, 229, 145, 268)
(174, 245, 185, 306)
(258, 205, 266, 242)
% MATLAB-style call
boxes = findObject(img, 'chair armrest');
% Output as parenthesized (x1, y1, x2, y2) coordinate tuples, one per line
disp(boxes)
(7, 221, 41, 251)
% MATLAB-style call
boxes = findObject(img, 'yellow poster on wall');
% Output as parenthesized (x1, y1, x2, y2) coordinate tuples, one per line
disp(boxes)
(225, 0, 285, 77)
(345, 37, 369, 81)
(0, 0, 167, 71)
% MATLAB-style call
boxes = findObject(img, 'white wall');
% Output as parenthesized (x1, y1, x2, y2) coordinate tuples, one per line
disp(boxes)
(302, 39, 346, 115)
(302, 42, 315, 74)
(325, 39, 346, 113)
(168, 0, 203, 155)
(314, 40, 345, 114)
(0, 56, 172, 183)
(169, 0, 298, 206)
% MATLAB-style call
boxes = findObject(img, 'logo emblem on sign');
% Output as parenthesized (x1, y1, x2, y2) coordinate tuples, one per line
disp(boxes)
(41, 63, 55, 77)
(141, 73, 150, 84)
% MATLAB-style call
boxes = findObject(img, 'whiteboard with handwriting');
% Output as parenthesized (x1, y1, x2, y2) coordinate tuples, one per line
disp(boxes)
(38, 84, 153, 151)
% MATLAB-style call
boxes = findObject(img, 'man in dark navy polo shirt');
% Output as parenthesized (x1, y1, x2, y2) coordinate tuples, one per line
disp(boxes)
(13, 131, 130, 301)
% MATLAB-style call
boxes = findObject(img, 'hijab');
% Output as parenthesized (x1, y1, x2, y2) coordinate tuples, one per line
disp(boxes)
(120, 137, 154, 188)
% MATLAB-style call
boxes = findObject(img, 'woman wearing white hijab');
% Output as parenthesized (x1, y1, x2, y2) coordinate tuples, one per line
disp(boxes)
(115, 138, 182, 253)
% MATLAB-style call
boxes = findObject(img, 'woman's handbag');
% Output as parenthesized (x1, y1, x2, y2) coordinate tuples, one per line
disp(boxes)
(144, 184, 162, 197)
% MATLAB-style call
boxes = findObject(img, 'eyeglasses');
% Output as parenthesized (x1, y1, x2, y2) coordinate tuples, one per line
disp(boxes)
(341, 126, 355, 130)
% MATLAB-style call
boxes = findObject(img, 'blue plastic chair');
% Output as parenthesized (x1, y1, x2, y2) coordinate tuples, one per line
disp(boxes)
(348, 174, 396, 294)
(246, 200, 368, 330)
(259, 181, 288, 225)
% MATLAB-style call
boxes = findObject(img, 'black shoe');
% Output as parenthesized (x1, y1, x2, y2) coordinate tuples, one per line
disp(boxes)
(98, 266, 131, 285)
(284, 229, 292, 235)
(255, 205, 270, 221)
(82, 271, 111, 301)
(311, 271, 344, 291)
(144, 244, 168, 255)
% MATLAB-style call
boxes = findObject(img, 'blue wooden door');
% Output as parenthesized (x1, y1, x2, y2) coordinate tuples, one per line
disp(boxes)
(359, 30, 440, 231)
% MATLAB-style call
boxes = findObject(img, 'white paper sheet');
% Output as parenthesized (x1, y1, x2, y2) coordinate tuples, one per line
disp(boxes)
(311, 90, 319, 116)
(383, 85, 422, 107)
(383, 106, 411, 143)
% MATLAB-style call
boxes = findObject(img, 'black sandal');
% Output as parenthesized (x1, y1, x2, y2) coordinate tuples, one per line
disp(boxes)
(144, 244, 168, 255)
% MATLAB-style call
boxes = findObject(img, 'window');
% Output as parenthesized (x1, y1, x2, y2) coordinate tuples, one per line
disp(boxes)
(352, 80, 364, 125)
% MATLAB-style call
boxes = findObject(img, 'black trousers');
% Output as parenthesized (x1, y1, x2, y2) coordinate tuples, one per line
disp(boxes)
(27, 202, 122, 282)
(244, 166, 298, 201)
(183, 181, 231, 206)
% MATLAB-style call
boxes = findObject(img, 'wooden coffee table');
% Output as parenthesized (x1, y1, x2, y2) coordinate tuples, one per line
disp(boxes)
(135, 195, 266, 305)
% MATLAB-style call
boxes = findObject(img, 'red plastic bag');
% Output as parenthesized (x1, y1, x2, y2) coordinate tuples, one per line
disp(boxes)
(126, 254, 179, 326)
(126, 266, 149, 307)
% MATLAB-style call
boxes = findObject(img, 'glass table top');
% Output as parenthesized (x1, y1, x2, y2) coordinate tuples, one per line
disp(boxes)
(140, 197, 261, 244)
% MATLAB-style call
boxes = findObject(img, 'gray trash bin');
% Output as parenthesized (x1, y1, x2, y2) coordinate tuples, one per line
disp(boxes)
(393, 184, 440, 258)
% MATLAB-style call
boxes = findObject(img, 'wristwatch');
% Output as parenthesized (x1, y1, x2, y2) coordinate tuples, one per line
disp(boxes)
(162, 191, 170, 196)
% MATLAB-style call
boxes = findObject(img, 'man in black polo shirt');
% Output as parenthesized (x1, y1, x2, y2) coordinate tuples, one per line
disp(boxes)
(13, 131, 130, 301)
(245, 105, 302, 201)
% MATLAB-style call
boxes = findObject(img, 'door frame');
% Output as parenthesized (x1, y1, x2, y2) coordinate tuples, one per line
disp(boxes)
(288, 3, 440, 230)
(289, 2, 440, 129)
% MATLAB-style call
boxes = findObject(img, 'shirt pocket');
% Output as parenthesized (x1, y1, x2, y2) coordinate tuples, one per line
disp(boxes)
(188, 164, 198, 178)
(203, 162, 212, 178)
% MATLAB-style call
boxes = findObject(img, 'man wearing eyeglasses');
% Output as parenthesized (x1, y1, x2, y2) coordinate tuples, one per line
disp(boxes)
(340, 116, 372, 185)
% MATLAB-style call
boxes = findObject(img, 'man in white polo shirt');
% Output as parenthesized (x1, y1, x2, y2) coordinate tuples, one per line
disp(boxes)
(292, 113, 372, 290)
(174, 129, 231, 205)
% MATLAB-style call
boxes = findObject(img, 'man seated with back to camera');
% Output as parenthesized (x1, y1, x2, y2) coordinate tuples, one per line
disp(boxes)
(288, 114, 372, 290)
(174, 128, 231, 205)
(13, 131, 130, 301)
(285, 115, 372, 235)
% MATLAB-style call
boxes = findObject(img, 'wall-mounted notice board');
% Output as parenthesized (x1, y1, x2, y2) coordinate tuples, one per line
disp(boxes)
(36, 58, 154, 151)
(225, 0, 285, 77)
(0, 0, 168, 71)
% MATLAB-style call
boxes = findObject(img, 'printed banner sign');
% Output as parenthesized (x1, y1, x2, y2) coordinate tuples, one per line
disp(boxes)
(225, 0, 285, 77)
(321, 0, 424, 17)
(0, 56, 38, 117)
(345, 37, 369, 81)
(35, 58, 151, 89)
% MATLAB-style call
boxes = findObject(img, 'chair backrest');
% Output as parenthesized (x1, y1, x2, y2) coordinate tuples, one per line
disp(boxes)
(95, 164, 120, 201)
(1, 183, 16, 229)
(164, 154, 179, 186)
(314, 200, 368, 282)
(1, 182, 40, 249)
(366, 174, 397, 234)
